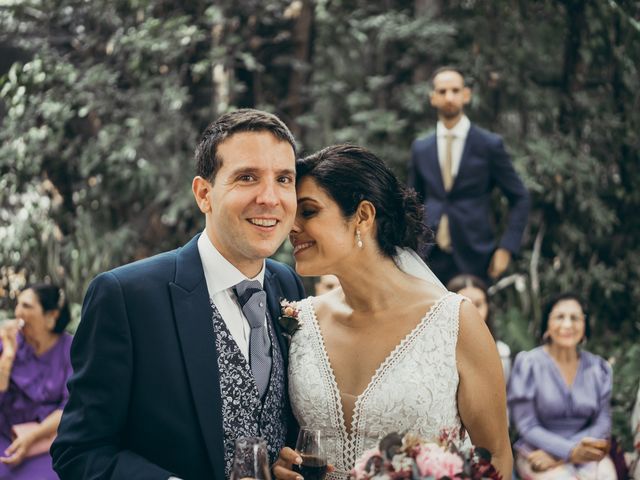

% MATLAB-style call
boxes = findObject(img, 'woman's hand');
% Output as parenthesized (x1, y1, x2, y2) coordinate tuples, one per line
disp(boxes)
(527, 449, 562, 471)
(0, 320, 20, 391)
(272, 447, 303, 480)
(0, 319, 21, 360)
(0, 429, 36, 466)
(272, 447, 335, 479)
(569, 437, 609, 464)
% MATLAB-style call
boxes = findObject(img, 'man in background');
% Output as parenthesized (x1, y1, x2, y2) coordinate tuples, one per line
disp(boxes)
(408, 67, 530, 284)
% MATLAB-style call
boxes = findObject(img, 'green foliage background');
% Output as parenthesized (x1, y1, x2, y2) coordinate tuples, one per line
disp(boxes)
(1, 0, 639, 446)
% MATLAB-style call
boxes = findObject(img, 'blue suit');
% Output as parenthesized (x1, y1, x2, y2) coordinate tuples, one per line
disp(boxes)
(52, 234, 305, 480)
(408, 124, 530, 281)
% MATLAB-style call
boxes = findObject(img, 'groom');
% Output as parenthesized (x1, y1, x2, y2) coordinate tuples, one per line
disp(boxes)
(51, 109, 305, 480)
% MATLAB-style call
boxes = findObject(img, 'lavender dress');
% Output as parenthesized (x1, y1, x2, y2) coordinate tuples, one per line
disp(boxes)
(507, 346, 612, 461)
(0, 332, 72, 480)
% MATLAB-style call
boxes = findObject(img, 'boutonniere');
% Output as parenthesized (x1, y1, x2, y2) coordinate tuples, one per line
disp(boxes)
(278, 299, 302, 337)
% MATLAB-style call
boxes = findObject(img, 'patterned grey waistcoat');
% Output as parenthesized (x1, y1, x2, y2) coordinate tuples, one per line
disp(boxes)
(210, 302, 288, 478)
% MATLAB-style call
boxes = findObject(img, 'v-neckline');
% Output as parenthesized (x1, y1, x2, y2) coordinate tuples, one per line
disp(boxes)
(305, 292, 453, 439)
(541, 346, 583, 390)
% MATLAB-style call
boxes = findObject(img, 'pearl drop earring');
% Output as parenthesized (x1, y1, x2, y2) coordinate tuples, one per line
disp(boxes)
(356, 229, 363, 248)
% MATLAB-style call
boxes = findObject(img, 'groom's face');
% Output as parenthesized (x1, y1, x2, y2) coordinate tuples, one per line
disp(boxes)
(203, 131, 297, 276)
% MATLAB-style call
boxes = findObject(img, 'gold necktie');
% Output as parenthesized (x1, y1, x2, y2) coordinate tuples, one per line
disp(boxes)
(436, 133, 454, 252)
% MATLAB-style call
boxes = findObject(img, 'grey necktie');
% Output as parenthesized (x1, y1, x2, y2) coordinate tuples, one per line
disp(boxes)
(233, 280, 272, 398)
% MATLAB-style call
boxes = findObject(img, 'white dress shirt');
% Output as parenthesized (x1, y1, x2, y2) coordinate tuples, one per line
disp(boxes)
(436, 114, 471, 181)
(197, 231, 266, 360)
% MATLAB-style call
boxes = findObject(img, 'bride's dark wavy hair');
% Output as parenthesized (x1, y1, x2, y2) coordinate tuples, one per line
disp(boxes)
(296, 144, 431, 259)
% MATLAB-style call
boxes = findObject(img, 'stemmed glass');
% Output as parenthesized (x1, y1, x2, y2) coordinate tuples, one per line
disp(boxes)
(293, 427, 328, 480)
(230, 436, 271, 480)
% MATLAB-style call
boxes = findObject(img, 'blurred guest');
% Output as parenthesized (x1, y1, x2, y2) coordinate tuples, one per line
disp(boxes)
(408, 66, 529, 284)
(508, 293, 616, 479)
(314, 274, 340, 296)
(447, 274, 511, 380)
(630, 381, 640, 479)
(0, 284, 72, 480)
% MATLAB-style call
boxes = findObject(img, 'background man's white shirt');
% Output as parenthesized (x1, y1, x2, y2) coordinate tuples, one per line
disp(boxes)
(436, 114, 471, 180)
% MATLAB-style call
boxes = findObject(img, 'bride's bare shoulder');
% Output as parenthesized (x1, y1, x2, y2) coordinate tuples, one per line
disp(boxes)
(402, 278, 449, 311)
(310, 288, 347, 324)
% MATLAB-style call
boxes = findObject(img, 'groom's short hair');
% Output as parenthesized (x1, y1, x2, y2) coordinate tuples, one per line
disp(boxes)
(195, 109, 297, 183)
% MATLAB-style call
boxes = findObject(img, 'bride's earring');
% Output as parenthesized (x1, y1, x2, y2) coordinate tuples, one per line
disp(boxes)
(356, 229, 363, 248)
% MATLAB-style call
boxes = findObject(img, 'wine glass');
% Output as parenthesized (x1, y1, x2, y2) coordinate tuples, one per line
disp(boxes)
(230, 436, 271, 480)
(293, 427, 328, 480)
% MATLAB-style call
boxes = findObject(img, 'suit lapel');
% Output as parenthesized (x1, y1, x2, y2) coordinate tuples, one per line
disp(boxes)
(263, 268, 289, 359)
(427, 136, 446, 194)
(169, 234, 225, 480)
(453, 124, 476, 191)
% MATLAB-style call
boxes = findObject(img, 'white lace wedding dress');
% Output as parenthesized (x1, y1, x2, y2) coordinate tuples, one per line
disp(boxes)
(288, 292, 468, 479)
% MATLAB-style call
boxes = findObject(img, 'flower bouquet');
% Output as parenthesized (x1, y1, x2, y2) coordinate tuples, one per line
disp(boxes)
(350, 430, 502, 480)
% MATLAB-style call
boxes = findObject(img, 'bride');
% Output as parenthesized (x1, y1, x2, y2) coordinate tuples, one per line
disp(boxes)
(273, 145, 512, 479)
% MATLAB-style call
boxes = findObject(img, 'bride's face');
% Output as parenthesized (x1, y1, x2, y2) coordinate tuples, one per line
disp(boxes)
(290, 176, 356, 276)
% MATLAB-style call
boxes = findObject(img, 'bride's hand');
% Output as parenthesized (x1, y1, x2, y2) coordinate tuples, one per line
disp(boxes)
(272, 447, 336, 479)
(272, 447, 302, 480)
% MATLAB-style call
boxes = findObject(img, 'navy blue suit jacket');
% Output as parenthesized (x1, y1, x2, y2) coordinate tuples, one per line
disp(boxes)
(408, 124, 530, 277)
(51, 234, 305, 480)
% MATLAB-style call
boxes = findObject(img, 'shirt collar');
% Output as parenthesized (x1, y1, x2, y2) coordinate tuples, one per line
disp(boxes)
(197, 231, 266, 294)
(436, 114, 471, 138)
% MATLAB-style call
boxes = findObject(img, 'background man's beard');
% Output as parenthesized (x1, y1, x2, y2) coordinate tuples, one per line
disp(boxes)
(440, 108, 462, 119)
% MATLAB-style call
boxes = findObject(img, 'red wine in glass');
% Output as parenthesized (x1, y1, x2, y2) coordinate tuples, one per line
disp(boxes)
(294, 428, 328, 480)
(292, 454, 328, 480)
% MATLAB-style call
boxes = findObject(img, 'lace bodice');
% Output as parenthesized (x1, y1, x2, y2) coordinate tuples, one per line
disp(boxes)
(288, 292, 466, 479)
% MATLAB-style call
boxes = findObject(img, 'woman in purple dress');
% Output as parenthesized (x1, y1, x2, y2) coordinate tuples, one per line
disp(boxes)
(0, 284, 72, 480)
(630, 382, 640, 479)
(508, 292, 616, 480)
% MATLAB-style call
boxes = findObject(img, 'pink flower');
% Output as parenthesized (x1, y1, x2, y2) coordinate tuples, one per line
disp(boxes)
(278, 299, 303, 335)
(415, 443, 464, 478)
